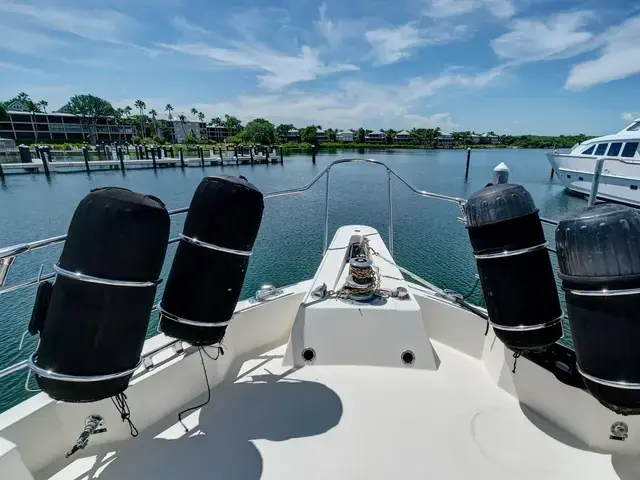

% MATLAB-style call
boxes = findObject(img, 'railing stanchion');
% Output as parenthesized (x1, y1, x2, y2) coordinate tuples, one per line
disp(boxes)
(388, 168, 394, 256)
(324, 170, 330, 253)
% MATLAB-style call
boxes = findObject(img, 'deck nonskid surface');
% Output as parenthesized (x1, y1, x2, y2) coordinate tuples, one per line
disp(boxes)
(46, 342, 635, 480)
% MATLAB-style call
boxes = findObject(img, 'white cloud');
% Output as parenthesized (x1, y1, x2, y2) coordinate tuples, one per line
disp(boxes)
(0, 61, 45, 75)
(172, 16, 213, 36)
(157, 42, 359, 90)
(622, 112, 640, 123)
(491, 11, 595, 61)
(0, 26, 68, 55)
(365, 24, 428, 65)
(314, 2, 366, 47)
(405, 66, 505, 100)
(565, 16, 640, 90)
(424, 0, 515, 19)
(365, 23, 470, 65)
(114, 67, 501, 131)
(0, 1, 137, 43)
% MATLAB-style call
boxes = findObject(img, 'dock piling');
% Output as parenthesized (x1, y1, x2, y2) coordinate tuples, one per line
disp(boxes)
(179, 147, 185, 168)
(170, 146, 174, 158)
(464, 147, 471, 180)
(144, 145, 149, 160)
(549, 168, 555, 180)
(265, 148, 269, 165)
(199, 146, 205, 168)
(82, 145, 90, 174)
(151, 147, 157, 169)
(118, 146, 125, 171)
(219, 147, 224, 164)
(0, 161, 4, 180)
(312, 145, 316, 164)
(280, 146, 283, 164)
(39, 147, 50, 176)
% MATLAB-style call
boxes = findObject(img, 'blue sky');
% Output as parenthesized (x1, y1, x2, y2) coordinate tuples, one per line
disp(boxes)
(0, 0, 638, 135)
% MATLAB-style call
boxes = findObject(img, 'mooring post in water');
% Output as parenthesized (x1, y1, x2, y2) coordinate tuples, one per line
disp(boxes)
(219, 147, 224, 164)
(179, 147, 185, 168)
(118, 146, 125, 171)
(144, 145, 150, 160)
(549, 168, 555, 180)
(170, 146, 174, 158)
(493, 162, 509, 185)
(249, 146, 254, 164)
(265, 148, 270, 164)
(588, 157, 605, 207)
(39, 147, 50, 176)
(151, 146, 157, 169)
(464, 147, 471, 180)
(280, 146, 283, 164)
(126, 144, 130, 156)
(82, 145, 90, 174)
(312, 145, 316, 164)
(0, 160, 4, 180)
(199, 146, 205, 168)
(134, 144, 139, 159)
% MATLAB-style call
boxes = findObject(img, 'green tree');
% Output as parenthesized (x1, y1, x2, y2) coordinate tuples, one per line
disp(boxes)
(190, 108, 199, 117)
(113, 108, 124, 142)
(209, 116, 223, 126)
(25, 99, 43, 143)
(356, 127, 366, 143)
(385, 129, 396, 145)
(226, 131, 247, 144)
(300, 125, 318, 145)
(165, 103, 174, 120)
(224, 114, 243, 132)
(326, 128, 337, 142)
(198, 112, 205, 123)
(0, 102, 7, 121)
(183, 131, 198, 145)
(67, 94, 115, 144)
(178, 114, 187, 139)
(276, 123, 295, 143)
(244, 118, 276, 144)
(149, 109, 158, 137)
(38, 100, 48, 113)
(134, 100, 147, 137)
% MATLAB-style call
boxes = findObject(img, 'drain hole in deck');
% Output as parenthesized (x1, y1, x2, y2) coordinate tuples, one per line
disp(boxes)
(401, 350, 415, 365)
(302, 348, 316, 363)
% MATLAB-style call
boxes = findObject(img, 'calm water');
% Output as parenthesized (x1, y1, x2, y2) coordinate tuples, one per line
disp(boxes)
(0, 148, 585, 412)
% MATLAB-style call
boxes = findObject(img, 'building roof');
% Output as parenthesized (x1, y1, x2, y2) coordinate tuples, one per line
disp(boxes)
(396, 130, 410, 136)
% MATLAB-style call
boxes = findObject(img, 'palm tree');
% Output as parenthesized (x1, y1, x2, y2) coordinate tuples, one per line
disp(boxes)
(210, 116, 222, 126)
(178, 114, 187, 140)
(38, 100, 48, 113)
(25, 99, 42, 143)
(165, 103, 174, 120)
(134, 100, 147, 137)
(197, 112, 205, 122)
(190, 108, 198, 117)
(149, 109, 158, 137)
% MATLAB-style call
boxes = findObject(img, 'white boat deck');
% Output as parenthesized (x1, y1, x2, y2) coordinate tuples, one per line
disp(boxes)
(39, 341, 638, 480)
(3, 225, 640, 480)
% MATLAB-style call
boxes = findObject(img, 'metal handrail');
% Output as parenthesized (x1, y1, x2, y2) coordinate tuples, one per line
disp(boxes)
(0, 158, 466, 383)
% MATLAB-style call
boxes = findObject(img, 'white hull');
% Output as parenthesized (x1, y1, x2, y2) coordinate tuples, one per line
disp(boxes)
(547, 153, 640, 206)
(1, 225, 640, 479)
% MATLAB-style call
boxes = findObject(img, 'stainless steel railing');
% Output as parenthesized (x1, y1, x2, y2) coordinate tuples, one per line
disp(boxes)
(0, 158, 466, 383)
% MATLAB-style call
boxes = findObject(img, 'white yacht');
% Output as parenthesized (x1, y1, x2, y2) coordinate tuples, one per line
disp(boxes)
(547, 118, 640, 206)
(1, 159, 640, 480)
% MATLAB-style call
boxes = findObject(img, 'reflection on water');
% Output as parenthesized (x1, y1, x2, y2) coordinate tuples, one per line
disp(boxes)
(0, 148, 585, 412)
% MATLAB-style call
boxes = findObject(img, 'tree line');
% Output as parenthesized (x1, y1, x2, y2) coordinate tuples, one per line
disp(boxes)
(1, 93, 593, 149)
